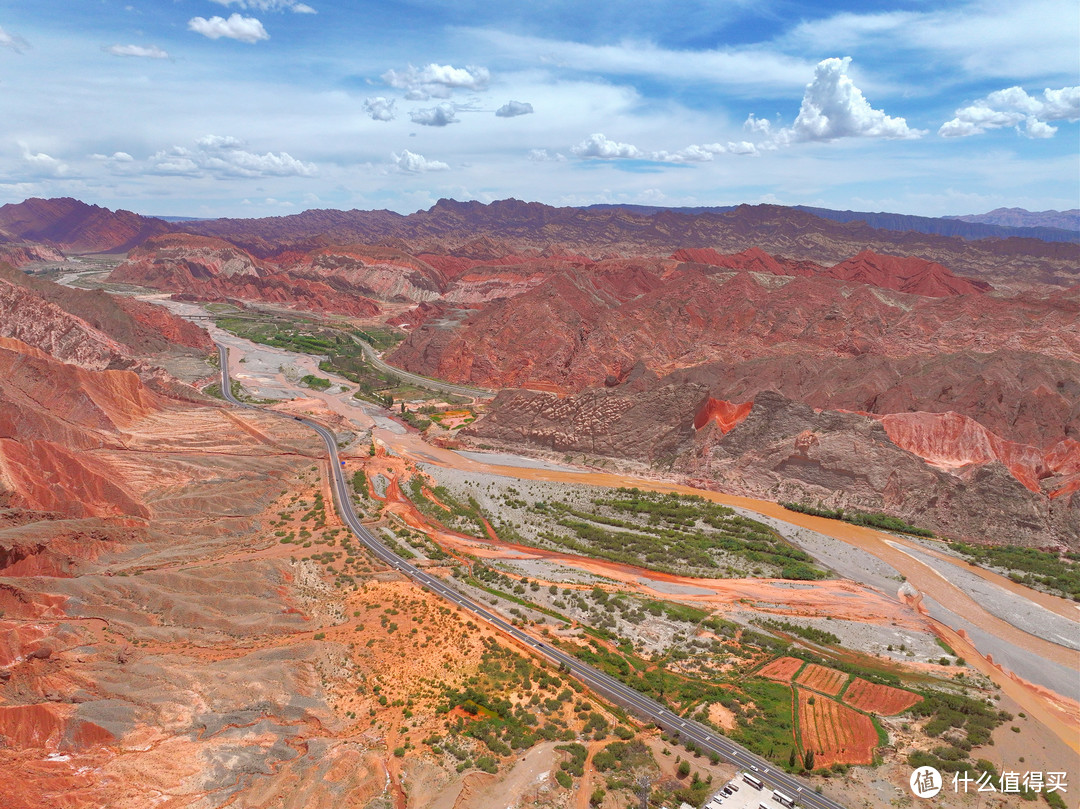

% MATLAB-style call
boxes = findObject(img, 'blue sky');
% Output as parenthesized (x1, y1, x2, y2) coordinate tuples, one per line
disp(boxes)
(0, 0, 1076, 218)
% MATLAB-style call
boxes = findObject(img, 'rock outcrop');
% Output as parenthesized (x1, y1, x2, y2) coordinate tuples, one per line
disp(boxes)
(389, 266, 1079, 447)
(468, 387, 1077, 545)
(111, 234, 381, 316)
(0, 262, 212, 373)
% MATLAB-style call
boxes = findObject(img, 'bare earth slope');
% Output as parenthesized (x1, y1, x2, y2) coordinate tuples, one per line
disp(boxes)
(0, 271, 381, 807)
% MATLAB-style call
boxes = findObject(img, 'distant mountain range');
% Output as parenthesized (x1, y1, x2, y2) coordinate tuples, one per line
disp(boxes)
(946, 207, 1080, 231)
(586, 203, 1079, 243)
(1, 197, 1076, 289)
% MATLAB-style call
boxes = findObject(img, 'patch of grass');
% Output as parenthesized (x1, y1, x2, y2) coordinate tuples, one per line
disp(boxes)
(300, 373, 332, 390)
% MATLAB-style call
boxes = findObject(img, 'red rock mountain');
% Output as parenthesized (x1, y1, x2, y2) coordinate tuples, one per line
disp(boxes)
(0, 197, 169, 253)
(467, 387, 1078, 545)
(5, 196, 1075, 287)
(0, 262, 211, 368)
(388, 264, 1076, 417)
(176, 198, 1077, 288)
(110, 234, 381, 316)
(0, 337, 158, 518)
(671, 247, 991, 297)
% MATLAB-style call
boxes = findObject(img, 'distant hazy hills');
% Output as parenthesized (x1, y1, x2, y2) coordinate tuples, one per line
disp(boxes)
(587, 203, 1079, 243)
(946, 207, 1080, 231)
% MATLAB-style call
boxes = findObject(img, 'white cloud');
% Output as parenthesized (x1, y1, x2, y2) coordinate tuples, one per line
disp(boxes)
(495, 100, 534, 118)
(782, 1, 1077, 83)
(19, 142, 68, 176)
(939, 85, 1079, 139)
(392, 150, 449, 173)
(653, 142, 762, 162)
(197, 134, 245, 150)
(410, 102, 459, 127)
(462, 28, 812, 95)
(528, 149, 566, 162)
(187, 14, 269, 43)
(106, 44, 169, 59)
(363, 96, 396, 121)
(744, 114, 773, 136)
(382, 63, 490, 100)
(149, 135, 315, 177)
(754, 57, 923, 145)
(210, 0, 315, 12)
(0, 25, 29, 53)
(90, 151, 139, 175)
(572, 134, 760, 163)
(571, 133, 642, 159)
(99, 151, 134, 162)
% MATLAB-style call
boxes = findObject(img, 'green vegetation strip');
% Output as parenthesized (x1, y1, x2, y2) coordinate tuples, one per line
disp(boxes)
(530, 488, 828, 580)
(947, 541, 1080, 601)
(757, 618, 841, 645)
(780, 502, 934, 537)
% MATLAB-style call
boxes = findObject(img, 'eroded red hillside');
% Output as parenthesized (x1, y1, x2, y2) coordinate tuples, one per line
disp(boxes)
(111, 234, 381, 316)
(671, 246, 990, 296)
(0, 197, 169, 253)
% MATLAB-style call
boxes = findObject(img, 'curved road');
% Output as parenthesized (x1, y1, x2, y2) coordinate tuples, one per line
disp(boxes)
(218, 343, 846, 809)
(347, 334, 492, 399)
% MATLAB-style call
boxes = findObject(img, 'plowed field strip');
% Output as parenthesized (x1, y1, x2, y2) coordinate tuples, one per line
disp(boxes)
(842, 677, 922, 715)
(798, 691, 876, 766)
(796, 663, 847, 696)
(758, 656, 804, 681)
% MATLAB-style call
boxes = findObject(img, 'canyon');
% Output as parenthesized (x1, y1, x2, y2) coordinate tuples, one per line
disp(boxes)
(2, 195, 1075, 545)
(0, 193, 1076, 806)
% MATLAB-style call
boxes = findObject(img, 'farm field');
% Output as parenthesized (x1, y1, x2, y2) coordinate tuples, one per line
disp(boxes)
(796, 663, 848, 696)
(843, 677, 923, 715)
(797, 690, 878, 767)
(758, 656, 805, 681)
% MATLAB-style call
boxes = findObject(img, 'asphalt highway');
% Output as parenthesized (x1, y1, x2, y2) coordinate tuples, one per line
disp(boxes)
(217, 342, 847, 809)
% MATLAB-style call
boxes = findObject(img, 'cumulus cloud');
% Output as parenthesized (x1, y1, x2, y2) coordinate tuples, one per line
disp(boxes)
(106, 44, 169, 59)
(19, 142, 67, 176)
(495, 100, 534, 118)
(149, 135, 315, 177)
(750, 57, 923, 146)
(0, 25, 29, 53)
(410, 102, 458, 127)
(653, 142, 762, 162)
(528, 149, 566, 162)
(744, 114, 773, 136)
(939, 85, 1080, 138)
(91, 151, 139, 175)
(392, 150, 449, 173)
(571, 133, 643, 159)
(188, 14, 269, 43)
(382, 63, 489, 100)
(211, 0, 316, 11)
(93, 151, 134, 162)
(363, 96, 396, 121)
(572, 135, 760, 164)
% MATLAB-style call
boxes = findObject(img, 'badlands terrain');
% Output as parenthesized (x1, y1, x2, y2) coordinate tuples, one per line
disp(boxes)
(0, 196, 1077, 809)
